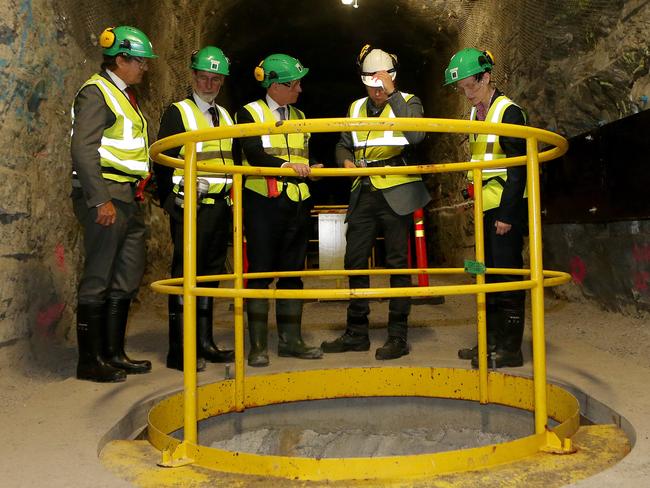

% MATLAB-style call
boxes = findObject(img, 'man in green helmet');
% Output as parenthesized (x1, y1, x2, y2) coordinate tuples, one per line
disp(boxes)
(235, 53, 323, 367)
(321, 45, 431, 361)
(154, 46, 235, 372)
(444, 48, 528, 368)
(70, 26, 156, 382)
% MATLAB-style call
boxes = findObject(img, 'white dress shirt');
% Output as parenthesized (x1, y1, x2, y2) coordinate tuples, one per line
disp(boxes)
(192, 92, 217, 126)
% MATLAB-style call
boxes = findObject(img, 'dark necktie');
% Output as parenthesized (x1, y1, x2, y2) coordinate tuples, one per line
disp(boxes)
(125, 86, 138, 110)
(266, 106, 288, 198)
(208, 106, 219, 126)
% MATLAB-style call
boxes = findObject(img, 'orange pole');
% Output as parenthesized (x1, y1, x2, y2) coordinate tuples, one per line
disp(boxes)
(413, 208, 429, 286)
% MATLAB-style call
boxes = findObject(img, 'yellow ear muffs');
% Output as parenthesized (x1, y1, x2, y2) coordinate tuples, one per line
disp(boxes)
(99, 27, 116, 48)
(357, 43, 372, 69)
(483, 50, 495, 66)
(254, 62, 266, 82)
(388, 53, 399, 70)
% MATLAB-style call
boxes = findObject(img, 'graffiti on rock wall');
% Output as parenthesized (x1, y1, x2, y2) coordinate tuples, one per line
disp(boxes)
(632, 244, 650, 294)
(569, 255, 587, 285)
(55, 243, 66, 271)
(36, 302, 65, 337)
(0, 0, 66, 130)
(632, 244, 650, 263)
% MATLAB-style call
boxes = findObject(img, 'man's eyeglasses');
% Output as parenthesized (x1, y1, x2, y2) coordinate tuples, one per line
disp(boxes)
(131, 56, 148, 68)
(280, 80, 301, 89)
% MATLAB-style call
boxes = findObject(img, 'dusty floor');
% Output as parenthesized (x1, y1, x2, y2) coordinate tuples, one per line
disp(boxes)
(1, 278, 649, 487)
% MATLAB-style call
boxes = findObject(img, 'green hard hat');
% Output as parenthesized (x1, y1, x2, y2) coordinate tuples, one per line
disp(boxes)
(444, 48, 494, 86)
(99, 26, 157, 59)
(191, 46, 229, 75)
(254, 53, 308, 88)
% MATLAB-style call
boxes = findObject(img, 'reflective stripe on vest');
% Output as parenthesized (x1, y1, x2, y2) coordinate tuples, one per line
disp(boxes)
(239, 100, 310, 202)
(468, 95, 527, 212)
(348, 93, 422, 190)
(72, 74, 149, 183)
(172, 99, 234, 202)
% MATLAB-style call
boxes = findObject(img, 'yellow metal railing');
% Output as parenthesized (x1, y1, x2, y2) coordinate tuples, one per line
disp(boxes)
(149, 117, 571, 469)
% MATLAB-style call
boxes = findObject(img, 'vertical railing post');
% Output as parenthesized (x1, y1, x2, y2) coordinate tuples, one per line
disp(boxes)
(232, 173, 245, 412)
(472, 167, 489, 404)
(526, 137, 548, 434)
(182, 141, 199, 445)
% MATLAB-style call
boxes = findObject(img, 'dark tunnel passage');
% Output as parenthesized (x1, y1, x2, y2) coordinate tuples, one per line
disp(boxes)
(199, 0, 456, 205)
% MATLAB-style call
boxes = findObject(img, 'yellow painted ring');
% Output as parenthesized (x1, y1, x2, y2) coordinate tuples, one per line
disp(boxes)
(148, 367, 580, 481)
(151, 268, 572, 299)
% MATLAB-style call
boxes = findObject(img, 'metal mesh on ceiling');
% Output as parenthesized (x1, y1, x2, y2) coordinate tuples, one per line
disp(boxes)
(57, 0, 621, 103)
(456, 0, 623, 90)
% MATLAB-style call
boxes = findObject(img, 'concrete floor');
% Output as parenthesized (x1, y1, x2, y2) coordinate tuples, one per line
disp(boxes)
(1, 281, 649, 487)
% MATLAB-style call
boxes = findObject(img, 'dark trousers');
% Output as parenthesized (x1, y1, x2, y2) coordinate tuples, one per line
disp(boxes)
(344, 188, 412, 338)
(168, 197, 231, 285)
(73, 194, 145, 304)
(243, 188, 311, 290)
(483, 208, 526, 311)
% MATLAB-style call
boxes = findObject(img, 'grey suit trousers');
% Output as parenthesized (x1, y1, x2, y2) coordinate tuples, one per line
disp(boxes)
(73, 189, 146, 304)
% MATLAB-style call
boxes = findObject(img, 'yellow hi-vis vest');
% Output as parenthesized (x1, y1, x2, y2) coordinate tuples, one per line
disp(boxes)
(349, 93, 422, 190)
(72, 74, 149, 183)
(172, 99, 234, 204)
(468, 94, 528, 212)
(239, 100, 310, 202)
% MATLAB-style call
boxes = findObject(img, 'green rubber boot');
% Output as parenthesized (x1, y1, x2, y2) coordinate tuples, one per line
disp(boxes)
(247, 299, 270, 367)
(277, 300, 322, 359)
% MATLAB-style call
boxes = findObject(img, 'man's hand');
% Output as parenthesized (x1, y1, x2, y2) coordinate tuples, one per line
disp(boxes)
(96, 201, 117, 226)
(372, 70, 395, 95)
(495, 220, 512, 235)
(309, 163, 324, 181)
(283, 162, 311, 178)
(343, 160, 357, 169)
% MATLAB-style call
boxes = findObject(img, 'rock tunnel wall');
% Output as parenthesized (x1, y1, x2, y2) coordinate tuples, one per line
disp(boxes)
(1, 0, 649, 346)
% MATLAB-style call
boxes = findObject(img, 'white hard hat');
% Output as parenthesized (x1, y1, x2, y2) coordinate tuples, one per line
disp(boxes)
(360, 48, 397, 87)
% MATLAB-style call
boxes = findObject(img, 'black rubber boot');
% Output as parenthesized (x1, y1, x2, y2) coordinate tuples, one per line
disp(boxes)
(76, 302, 126, 383)
(458, 303, 497, 360)
(104, 298, 151, 374)
(321, 313, 370, 353)
(458, 335, 498, 360)
(277, 300, 322, 359)
(472, 308, 524, 368)
(166, 295, 206, 372)
(197, 297, 234, 363)
(247, 298, 269, 367)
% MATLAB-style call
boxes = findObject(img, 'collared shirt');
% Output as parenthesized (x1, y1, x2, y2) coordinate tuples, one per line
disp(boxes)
(265, 94, 287, 122)
(192, 92, 218, 126)
(106, 69, 130, 98)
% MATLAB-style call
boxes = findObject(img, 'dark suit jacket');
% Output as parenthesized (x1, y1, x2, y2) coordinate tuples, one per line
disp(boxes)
(336, 92, 431, 217)
(70, 71, 141, 207)
(154, 95, 192, 207)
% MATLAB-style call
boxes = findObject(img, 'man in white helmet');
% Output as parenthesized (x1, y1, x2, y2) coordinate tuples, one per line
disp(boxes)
(321, 45, 431, 360)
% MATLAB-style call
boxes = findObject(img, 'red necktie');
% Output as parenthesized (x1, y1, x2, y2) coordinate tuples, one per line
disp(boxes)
(125, 87, 138, 110)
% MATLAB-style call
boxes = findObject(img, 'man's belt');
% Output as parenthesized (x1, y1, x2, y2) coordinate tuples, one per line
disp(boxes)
(361, 155, 408, 168)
